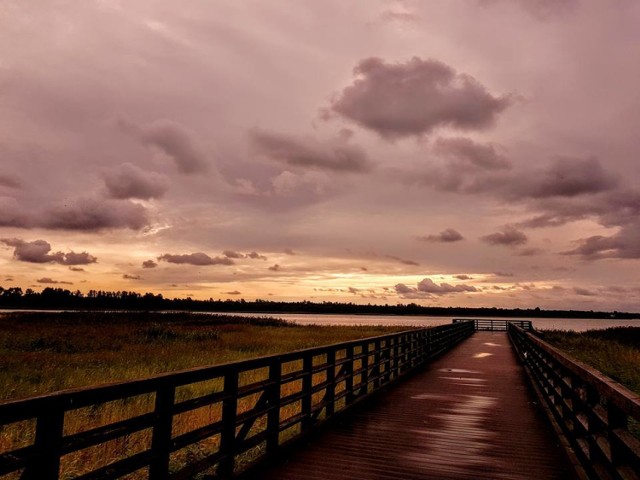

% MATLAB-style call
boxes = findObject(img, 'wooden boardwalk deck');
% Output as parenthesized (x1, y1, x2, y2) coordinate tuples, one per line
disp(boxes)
(252, 332, 575, 480)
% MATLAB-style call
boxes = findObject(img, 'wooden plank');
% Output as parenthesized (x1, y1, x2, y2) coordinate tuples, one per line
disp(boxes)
(257, 332, 575, 480)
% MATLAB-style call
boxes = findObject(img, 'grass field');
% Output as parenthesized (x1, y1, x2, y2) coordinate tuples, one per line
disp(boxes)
(0, 311, 407, 478)
(538, 327, 640, 395)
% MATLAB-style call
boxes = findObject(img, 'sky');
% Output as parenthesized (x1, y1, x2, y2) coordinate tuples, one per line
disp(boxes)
(1, 0, 639, 311)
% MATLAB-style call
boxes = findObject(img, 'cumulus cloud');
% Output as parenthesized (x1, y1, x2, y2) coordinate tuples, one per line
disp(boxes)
(283, 248, 296, 255)
(139, 119, 209, 174)
(395, 277, 477, 298)
(223, 290, 242, 295)
(246, 251, 268, 260)
(481, 226, 528, 246)
(104, 163, 169, 200)
(69, 267, 85, 272)
(418, 228, 464, 243)
(123, 274, 141, 280)
(325, 57, 511, 139)
(142, 260, 158, 268)
(454, 274, 473, 280)
(0, 238, 97, 265)
(158, 252, 235, 266)
(268, 264, 281, 271)
(251, 129, 371, 173)
(562, 224, 640, 259)
(417, 278, 478, 294)
(574, 287, 597, 296)
(434, 137, 510, 170)
(37, 277, 73, 285)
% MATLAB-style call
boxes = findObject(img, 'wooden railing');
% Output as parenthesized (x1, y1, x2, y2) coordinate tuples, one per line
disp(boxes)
(453, 318, 533, 331)
(0, 321, 474, 479)
(509, 323, 640, 480)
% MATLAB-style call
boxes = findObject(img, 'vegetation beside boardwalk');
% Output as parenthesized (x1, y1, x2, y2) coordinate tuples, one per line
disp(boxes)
(0, 311, 405, 401)
(0, 311, 407, 478)
(539, 327, 640, 395)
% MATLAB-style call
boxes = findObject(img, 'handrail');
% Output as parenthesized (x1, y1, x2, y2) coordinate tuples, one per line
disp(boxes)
(453, 318, 533, 331)
(0, 321, 475, 479)
(508, 323, 640, 480)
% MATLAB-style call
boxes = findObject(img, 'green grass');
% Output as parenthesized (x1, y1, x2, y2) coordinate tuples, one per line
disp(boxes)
(538, 327, 640, 395)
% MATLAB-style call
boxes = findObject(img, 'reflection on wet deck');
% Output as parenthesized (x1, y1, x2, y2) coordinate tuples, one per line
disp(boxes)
(255, 332, 574, 480)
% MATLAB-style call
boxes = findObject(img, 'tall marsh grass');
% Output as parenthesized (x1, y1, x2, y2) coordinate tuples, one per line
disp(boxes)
(0, 311, 405, 478)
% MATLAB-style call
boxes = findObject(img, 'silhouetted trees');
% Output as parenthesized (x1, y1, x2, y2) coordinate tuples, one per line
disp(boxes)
(0, 285, 637, 319)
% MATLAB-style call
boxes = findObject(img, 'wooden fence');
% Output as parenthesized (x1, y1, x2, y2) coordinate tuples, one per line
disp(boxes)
(509, 323, 640, 480)
(0, 321, 474, 479)
(453, 318, 533, 331)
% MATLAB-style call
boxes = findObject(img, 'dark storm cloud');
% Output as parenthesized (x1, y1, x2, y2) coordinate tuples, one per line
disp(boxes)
(158, 252, 235, 266)
(480, 0, 578, 19)
(223, 250, 245, 259)
(250, 129, 371, 173)
(140, 119, 209, 174)
(562, 224, 640, 259)
(37, 277, 73, 285)
(481, 226, 528, 246)
(142, 260, 158, 269)
(0, 238, 97, 265)
(0, 175, 21, 189)
(434, 137, 510, 170)
(104, 163, 169, 200)
(574, 287, 597, 297)
(326, 57, 511, 139)
(41, 198, 149, 231)
(418, 228, 464, 243)
(384, 255, 419, 266)
(516, 157, 616, 199)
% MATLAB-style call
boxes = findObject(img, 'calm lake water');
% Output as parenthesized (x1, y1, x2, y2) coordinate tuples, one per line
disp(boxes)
(1, 309, 638, 332)
(182, 312, 639, 332)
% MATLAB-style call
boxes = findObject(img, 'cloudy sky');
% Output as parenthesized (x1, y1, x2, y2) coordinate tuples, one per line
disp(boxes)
(1, 0, 639, 311)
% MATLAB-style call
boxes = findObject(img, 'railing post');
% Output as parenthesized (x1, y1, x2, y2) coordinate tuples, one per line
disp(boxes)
(149, 386, 176, 480)
(608, 403, 628, 467)
(373, 340, 381, 389)
(345, 345, 354, 404)
(266, 360, 282, 453)
(219, 369, 239, 477)
(384, 339, 392, 383)
(23, 406, 64, 480)
(301, 354, 313, 430)
(360, 342, 369, 395)
(393, 336, 400, 376)
(325, 349, 336, 416)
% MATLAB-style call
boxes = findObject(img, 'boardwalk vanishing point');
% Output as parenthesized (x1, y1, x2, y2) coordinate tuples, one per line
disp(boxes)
(250, 329, 574, 480)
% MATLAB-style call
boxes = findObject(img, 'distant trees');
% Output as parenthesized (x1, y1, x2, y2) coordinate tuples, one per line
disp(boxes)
(0, 285, 637, 319)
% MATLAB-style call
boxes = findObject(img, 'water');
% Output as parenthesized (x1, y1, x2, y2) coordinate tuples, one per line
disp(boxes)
(1, 309, 637, 332)
(168, 311, 639, 332)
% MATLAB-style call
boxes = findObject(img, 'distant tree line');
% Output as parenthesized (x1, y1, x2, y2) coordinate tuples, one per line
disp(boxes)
(0, 286, 638, 319)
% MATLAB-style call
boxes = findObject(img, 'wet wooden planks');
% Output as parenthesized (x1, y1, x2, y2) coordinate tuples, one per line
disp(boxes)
(253, 332, 575, 480)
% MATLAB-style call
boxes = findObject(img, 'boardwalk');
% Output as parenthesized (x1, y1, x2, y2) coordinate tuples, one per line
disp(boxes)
(254, 332, 575, 480)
